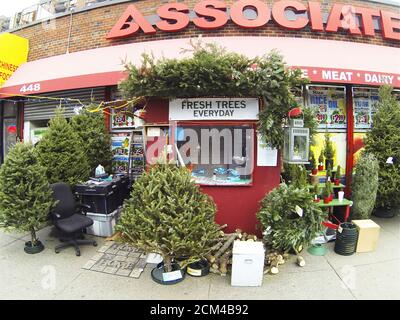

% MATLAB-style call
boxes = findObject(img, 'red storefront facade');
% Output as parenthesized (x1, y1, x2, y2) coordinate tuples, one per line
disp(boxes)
(0, 0, 399, 233)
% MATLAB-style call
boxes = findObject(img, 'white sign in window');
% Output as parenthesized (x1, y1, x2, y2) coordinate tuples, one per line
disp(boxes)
(169, 98, 259, 121)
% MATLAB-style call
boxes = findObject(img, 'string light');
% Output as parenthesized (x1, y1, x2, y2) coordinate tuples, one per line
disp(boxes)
(0, 92, 147, 119)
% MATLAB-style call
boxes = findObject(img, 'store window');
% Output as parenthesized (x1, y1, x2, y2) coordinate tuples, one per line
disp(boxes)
(306, 85, 347, 130)
(1, 101, 18, 161)
(353, 87, 379, 131)
(306, 85, 347, 174)
(175, 125, 254, 186)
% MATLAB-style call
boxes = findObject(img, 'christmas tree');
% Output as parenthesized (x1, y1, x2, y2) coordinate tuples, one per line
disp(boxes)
(365, 85, 400, 209)
(71, 105, 112, 175)
(323, 132, 334, 168)
(351, 152, 379, 219)
(36, 108, 90, 185)
(116, 162, 221, 271)
(0, 142, 54, 249)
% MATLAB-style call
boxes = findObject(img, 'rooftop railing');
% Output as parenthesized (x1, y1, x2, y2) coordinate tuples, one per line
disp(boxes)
(2, 0, 128, 31)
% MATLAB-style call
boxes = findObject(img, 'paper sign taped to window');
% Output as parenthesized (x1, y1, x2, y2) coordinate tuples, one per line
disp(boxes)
(257, 134, 277, 166)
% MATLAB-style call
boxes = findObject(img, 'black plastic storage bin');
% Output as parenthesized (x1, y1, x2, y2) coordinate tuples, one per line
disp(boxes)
(115, 174, 131, 204)
(75, 180, 120, 214)
(334, 222, 359, 256)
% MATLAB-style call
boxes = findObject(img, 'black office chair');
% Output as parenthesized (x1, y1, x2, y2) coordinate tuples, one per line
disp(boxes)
(50, 182, 97, 256)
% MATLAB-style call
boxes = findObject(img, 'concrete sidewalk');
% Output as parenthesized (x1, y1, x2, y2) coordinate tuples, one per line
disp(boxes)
(0, 215, 399, 300)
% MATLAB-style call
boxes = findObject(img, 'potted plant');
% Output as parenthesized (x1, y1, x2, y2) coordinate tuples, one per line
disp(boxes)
(322, 186, 331, 204)
(318, 151, 324, 171)
(323, 132, 335, 170)
(334, 165, 341, 186)
(257, 183, 326, 255)
(0, 143, 55, 254)
(313, 184, 320, 202)
(326, 179, 334, 201)
(326, 163, 332, 181)
(116, 161, 220, 285)
(310, 150, 318, 175)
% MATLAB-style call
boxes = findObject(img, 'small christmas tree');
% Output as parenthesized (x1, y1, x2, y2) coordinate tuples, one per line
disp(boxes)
(71, 105, 112, 175)
(36, 108, 90, 185)
(351, 152, 379, 219)
(0, 143, 54, 252)
(318, 151, 324, 168)
(116, 162, 220, 272)
(365, 85, 400, 209)
(309, 150, 317, 170)
(323, 132, 334, 168)
(289, 164, 308, 188)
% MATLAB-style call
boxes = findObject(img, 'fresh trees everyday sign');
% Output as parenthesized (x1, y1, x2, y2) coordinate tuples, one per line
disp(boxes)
(106, 0, 400, 41)
(169, 98, 259, 120)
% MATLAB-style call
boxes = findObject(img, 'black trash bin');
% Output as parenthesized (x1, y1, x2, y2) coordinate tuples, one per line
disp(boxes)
(334, 222, 359, 256)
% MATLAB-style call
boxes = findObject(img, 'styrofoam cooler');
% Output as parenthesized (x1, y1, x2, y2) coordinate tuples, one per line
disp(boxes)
(231, 241, 265, 287)
(86, 209, 121, 237)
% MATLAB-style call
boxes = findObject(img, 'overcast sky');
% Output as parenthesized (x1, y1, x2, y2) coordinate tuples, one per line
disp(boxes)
(0, 0, 399, 18)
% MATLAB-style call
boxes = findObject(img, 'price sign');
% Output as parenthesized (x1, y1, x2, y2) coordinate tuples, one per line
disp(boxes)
(307, 86, 346, 129)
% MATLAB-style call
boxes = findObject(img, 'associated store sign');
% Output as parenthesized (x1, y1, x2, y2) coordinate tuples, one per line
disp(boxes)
(169, 98, 259, 120)
(107, 0, 400, 41)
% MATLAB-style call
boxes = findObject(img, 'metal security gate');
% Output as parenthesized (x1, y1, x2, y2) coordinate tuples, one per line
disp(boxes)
(24, 87, 106, 121)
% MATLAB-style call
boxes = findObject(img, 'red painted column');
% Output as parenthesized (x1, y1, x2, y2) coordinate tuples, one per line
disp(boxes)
(345, 85, 354, 198)
(104, 87, 111, 131)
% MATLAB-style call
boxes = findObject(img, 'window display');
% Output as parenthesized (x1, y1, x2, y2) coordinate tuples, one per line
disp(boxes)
(307, 85, 346, 130)
(353, 87, 379, 130)
(111, 109, 134, 129)
(175, 125, 253, 186)
(111, 133, 131, 173)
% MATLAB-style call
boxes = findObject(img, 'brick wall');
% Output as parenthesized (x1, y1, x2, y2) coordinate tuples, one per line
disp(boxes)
(11, 0, 400, 62)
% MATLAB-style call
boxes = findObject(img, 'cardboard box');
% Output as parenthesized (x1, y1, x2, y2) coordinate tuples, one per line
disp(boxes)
(352, 219, 381, 253)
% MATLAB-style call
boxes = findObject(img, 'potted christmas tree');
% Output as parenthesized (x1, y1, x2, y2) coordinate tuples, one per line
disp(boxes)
(310, 150, 318, 175)
(322, 186, 331, 204)
(318, 151, 324, 171)
(0, 143, 55, 254)
(323, 132, 335, 171)
(116, 161, 220, 285)
(313, 184, 320, 203)
(325, 179, 334, 201)
(334, 165, 341, 186)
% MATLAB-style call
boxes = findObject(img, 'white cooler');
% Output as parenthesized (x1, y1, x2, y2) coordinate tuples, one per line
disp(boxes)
(231, 240, 265, 287)
(86, 209, 121, 237)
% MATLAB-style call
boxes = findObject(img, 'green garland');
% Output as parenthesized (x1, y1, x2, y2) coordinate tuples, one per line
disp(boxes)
(119, 42, 309, 149)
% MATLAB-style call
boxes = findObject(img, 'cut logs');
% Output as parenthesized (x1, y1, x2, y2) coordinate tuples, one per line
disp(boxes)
(297, 256, 306, 267)
(205, 227, 264, 277)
